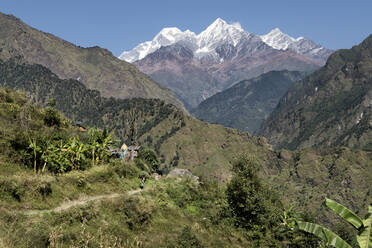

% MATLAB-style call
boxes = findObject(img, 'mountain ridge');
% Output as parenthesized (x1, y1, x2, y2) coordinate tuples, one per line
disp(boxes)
(259, 34, 372, 150)
(0, 12, 187, 112)
(120, 18, 332, 64)
(191, 70, 308, 133)
(120, 18, 332, 109)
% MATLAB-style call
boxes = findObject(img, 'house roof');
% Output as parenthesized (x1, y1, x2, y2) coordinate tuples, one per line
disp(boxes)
(128, 146, 141, 151)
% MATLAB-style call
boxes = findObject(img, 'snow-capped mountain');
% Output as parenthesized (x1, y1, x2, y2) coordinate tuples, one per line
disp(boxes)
(120, 27, 197, 62)
(119, 18, 332, 63)
(260, 28, 332, 63)
(119, 18, 333, 110)
(260, 28, 301, 50)
(120, 18, 249, 62)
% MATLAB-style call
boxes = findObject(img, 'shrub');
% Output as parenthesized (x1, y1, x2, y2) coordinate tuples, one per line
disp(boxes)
(174, 226, 204, 248)
(120, 196, 155, 231)
(43, 107, 61, 127)
(136, 149, 160, 173)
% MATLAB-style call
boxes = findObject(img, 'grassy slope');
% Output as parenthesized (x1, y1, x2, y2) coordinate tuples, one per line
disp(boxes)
(0, 160, 252, 247)
(0, 62, 371, 224)
(259, 34, 372, 150)
(0, 88, 250, 247)
(0, 88, 371, 247)
(0, 12, 186, 112)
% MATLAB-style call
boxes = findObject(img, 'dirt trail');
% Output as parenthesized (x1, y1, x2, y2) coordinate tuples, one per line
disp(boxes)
(25, 188, 142, 216)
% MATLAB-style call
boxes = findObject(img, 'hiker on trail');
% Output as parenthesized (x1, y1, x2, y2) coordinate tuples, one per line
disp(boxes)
(140, 176, 146, 189)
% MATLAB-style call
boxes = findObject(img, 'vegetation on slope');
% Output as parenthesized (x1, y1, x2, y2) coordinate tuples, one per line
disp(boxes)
(259, 34, 372, 150)
(1, 64, 371, 238)
(192, 70, 307, 133)
(0, 12, 186, 111)
(0, 89, 322, 247)
(0, 59, 184, 148)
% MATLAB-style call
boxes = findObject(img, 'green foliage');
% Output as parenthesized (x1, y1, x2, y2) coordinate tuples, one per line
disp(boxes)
(0, 59, 184, 146)
(297, 198, 372, 248)
(173, 226, 204, 248)
(275, 206, 321, 247)
(87, 128, 114, 165)
(42, 107, 62, 127)
(0, 88, 121, 174)
(325, 198, 363, 230)
(118, 196, 156, 231)
(136, 149, 160, 173)
(297, 221, 352, 248)
(226, 155, 282, 230)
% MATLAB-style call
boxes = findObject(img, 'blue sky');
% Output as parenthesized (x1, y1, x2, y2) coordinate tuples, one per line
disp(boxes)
(2, 0, 371, 56)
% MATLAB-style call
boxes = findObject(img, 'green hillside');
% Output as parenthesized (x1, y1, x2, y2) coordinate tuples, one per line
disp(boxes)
(0, 88, 321, 247)
(192, 70, 307, 133)
(259, 34, 372, 150)
(0, 58, 267, 181)
(0, 12, 186, 112)
(0, 60, 371, 233)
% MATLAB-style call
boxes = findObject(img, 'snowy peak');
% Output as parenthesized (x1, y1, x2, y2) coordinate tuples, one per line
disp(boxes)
(260, 28, 298, 50)
(260, 28, 333, 62)
(154, 27, 182, 44)
(154, 27, 196, 44)
(119, 27, 196, 62)
(119, 19, 332, 64)
(119, 18, 249, 63)
(197, 18, 246, 48)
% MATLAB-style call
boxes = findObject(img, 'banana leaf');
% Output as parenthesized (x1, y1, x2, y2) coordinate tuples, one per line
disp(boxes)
(297, 221, 352, 248)
(357, 205, 372, 248)
(325, 198, 363, 229)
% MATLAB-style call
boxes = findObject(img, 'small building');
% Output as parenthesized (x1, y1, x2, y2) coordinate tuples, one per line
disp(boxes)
(128, 145, 141, 161)
(110, 143, 141, 161)
(74, 121, 87, 132)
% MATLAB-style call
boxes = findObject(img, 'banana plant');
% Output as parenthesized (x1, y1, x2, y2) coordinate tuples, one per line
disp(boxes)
(97, 132, 113, 162)
(28, 138, 41, 174)
(88, 128, 113, 164)
(90, 139, 99, 167)
(63, 137, 87, 170)
(297, 198, 372, 248)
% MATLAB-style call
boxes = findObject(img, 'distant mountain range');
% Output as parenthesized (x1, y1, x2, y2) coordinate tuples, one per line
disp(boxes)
(191, 70, 308, 133)
(259, 34, 372, 150)
(0, 12, 186, 111)
(120, 18, 333, 109)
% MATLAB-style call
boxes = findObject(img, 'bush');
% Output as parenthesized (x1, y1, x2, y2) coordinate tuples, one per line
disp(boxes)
(120, 196, 155, 231)
(136, 149, 160, 173)
(43, 107, 61, 127)
(174, 226, 204, 248)
(111, 161, 140, 179)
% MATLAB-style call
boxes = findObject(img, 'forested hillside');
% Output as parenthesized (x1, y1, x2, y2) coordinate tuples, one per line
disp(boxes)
(192, 70, 307, 133)
(259, 35, 372, 150)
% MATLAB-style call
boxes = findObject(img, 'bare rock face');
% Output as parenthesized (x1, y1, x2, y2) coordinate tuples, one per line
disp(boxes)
(167, 168, 199, 182)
